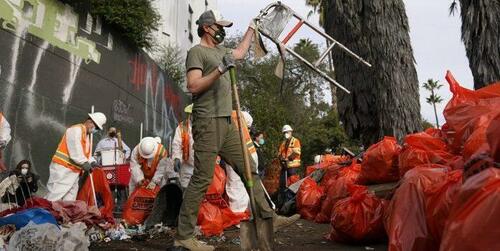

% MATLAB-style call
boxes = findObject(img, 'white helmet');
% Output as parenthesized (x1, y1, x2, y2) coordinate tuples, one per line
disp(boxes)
(314, 155, 321, 164)
(88, 112, 106, 130)
(241, 111, 253, 128)
(282, 124, 293, 133)
(325, 148, 332, 154)
(138, 137, 158, 159)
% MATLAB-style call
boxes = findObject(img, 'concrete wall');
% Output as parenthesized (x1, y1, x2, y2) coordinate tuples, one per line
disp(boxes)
(0, 0, 188, 183)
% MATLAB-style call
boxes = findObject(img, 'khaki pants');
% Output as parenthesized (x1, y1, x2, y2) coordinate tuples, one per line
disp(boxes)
(176, 117, 273, 240)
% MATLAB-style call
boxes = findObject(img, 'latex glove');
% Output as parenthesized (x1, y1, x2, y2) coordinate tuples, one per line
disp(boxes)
(174, 158, 181, 172)
(146, 181, 156, 190)
(81, 162, 92, 172)
(217, 54, 236, 74)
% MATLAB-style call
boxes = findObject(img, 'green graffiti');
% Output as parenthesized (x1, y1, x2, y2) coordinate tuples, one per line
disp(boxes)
(0, 0, 101, 64)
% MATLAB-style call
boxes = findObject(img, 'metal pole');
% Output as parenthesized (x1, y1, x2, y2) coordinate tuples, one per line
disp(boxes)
(140, 123, 143, 141)
(89, 106, 98, 207)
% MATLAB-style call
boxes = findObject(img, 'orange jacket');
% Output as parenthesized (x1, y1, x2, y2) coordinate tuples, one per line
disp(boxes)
(180, 120, 191, 162)
(279, 137, 301, 168)
(137, 144, 167, 180)
(51, 124, 90, 173)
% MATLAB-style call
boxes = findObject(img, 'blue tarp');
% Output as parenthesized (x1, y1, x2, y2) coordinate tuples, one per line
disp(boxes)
(0, 208, 58, 229)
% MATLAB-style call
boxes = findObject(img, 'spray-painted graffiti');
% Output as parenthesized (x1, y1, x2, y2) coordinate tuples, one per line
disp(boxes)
(112, 99, 134, 124)
(129, 54, 182, 142)
(0, 0, 101, 63)
(0, 0, 186, 185)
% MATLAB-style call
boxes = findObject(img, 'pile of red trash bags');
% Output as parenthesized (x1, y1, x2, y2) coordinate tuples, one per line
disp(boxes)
(197, 164, 250, 237)
(294, 71, 500, 248)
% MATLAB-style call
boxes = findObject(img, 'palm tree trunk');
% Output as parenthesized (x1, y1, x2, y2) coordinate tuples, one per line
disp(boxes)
(323, 0, 422, 146)
(459, 0, 500, 89)
(433, 103, 440, 128)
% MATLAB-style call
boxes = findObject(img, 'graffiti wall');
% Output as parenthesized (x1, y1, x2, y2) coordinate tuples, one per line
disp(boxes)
(0, 0, 188, 183)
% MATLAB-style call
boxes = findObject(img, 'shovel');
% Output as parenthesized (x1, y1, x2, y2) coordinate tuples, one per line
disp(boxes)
(229, 67, 274, 250)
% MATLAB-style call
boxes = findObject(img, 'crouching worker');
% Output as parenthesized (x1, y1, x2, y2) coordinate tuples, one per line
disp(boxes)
(129, 137, 168, 192)
(2, 160, 38, 206)
(46, 112, 106, 201)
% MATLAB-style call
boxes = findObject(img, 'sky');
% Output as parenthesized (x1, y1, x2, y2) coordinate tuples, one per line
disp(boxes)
(217, 0, 474, 126)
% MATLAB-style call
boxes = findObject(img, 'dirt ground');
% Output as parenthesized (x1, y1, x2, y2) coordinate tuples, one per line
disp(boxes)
(90, 219, 387, 251)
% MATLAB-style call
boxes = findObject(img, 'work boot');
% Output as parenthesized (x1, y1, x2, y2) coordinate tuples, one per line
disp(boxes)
(273, 213, 300, 233)
(173, 237, 215, 251)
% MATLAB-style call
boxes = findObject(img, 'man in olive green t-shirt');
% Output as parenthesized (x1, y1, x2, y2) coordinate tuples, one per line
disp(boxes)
(173, 10, 273, 251)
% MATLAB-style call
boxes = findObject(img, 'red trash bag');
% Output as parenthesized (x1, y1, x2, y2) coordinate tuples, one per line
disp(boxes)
(296, 177, 324, 220)
(398, 146, 455, 176)
(360, 137, 401, 184)
(440, 168, 500, 251)
(315, 180, 365, 223)
(319, 164, 343, 189)
(197, 201, 224, 237)
(122, 183, 160, 225)
(462, 111, 500, 162)
(487, 112, 500, 162)
(385, 167, 449, 251)
(336, 161, 363, 184)
(206, 164, 226, 195)
(443, 71, 500, 152)
(76, 168, 115, 222)
(328, 186, 387, 243)
(404, 132, 448, 151)
(424, 170, 463, 247)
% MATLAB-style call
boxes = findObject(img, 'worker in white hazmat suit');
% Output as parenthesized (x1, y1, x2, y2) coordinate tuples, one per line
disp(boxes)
(129, 137, 170, 192)
(172, 104, 195, 189)
(45, 112, 107, 201)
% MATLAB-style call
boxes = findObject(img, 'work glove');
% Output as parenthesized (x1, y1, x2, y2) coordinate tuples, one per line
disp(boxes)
(146, 181, 157, 190)
(0, 140, 6, 149)
(217, 54, 235, 74)
(174, 158, 181, 173)
(81, 162, 92, 172)
(90, 161, 99, 168)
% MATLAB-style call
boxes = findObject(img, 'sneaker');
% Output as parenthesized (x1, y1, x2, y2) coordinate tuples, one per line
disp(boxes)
(273, 213, 300, 233)
(174, 237, 215, 251)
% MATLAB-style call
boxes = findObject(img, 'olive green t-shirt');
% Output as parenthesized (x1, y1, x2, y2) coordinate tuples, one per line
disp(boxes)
(186, 44, 232, 118)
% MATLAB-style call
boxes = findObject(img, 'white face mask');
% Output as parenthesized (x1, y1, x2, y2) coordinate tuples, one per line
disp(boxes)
(284, 132, 291, 139)
(21, 168, 28, 175)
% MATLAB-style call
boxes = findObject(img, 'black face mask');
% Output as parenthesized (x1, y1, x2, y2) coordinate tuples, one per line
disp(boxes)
(109, 132, 116, 138)
(210, 26, 225, 44)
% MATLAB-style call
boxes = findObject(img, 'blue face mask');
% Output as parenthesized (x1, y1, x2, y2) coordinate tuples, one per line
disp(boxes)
(91, 128, 98, 134)
(258, 138, 265, 145)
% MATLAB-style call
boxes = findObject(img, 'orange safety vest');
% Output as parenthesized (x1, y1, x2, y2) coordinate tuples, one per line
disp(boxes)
(180, 120, 191, 162)
(137, 143, 167, 180)
(279, 137, 301, 168)
(51, 124, 90, 173)
(231, 111, 256, 154)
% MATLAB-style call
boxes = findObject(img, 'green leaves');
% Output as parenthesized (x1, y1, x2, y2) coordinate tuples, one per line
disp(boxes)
(63, 0, 160, 49)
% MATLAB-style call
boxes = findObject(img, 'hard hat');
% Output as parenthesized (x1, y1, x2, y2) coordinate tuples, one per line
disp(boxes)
(241, 111, 253, 128)
(282, 124, 293, 133)
(184, 104, 193, 114)
(88, 112, 107, 130)
(325, 148, 332, 153)
(138, 137, 158, 159)
(314, 155, 321, 164)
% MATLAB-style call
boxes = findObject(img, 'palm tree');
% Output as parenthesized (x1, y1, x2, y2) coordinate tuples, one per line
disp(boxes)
(306, 0, 422, 146)
(450, 0, 500, 89)
(422, 79, 444, 128)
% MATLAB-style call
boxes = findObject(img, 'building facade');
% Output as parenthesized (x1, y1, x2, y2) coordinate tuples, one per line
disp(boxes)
(151, 0, 218, 56)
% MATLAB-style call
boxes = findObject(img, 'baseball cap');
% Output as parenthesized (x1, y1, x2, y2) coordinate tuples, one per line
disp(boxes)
(196, 10, 233, 27)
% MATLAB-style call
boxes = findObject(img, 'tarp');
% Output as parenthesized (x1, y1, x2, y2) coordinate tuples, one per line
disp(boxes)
(0, 208, 57, 229)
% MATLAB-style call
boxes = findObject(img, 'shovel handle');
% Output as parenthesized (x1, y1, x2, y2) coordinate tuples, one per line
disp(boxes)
(229, 68, 254, 189)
